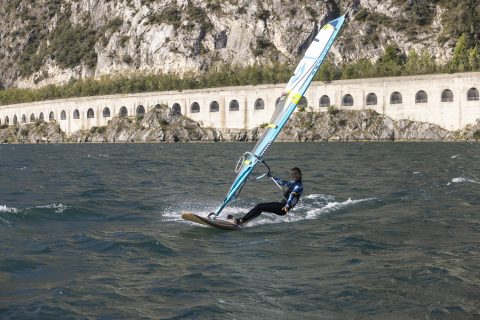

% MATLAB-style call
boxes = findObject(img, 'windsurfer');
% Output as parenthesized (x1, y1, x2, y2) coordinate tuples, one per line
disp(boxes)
(231, 167, 303, 225)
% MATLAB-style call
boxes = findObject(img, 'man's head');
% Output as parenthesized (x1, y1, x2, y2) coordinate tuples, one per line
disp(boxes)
(291, 167, 302, 181)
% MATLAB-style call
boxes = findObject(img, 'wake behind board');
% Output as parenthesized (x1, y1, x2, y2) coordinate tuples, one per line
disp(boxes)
(181, 212, 240, 230)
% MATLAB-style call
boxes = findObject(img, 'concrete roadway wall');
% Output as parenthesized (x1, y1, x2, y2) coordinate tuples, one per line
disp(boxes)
(1, 72, 479, 134)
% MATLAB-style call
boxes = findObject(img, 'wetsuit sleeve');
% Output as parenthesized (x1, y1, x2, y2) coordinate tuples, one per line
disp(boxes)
(272, 176, 292, 187)
(285, 185, 302, 208)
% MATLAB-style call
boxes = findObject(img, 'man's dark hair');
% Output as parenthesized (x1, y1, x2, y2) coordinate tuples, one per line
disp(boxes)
(291, 167, 302, 176)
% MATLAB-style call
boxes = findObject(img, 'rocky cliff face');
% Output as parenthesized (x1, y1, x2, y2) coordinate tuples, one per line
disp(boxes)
(277, 109, 456, 141)
(68, 104, 221, 142)
(0, 0, 460, 89)
(2, 106, 479, 144)
(0, 121, 65, 143)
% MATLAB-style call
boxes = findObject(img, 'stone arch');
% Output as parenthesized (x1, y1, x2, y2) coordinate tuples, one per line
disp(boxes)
(13, 115, 18, 124)
(275, 95, 288, 108)
(61, 110, 66, 120)
(30, 113, 36, 122)
(136, 105, 145, 116)
(254, 98, 265, 110)
(342, 94, 354, 106)
(172, 103, 181, 115)
(229, 100, 239, 111)
(441, 89, 453, 102)
(275, 97, 281, 106)
(320, 95, 330, 108)
(298, 96, 308, 110)
(190, 102, 200, 113)
(415, 90, 428, 103)
(4, 116, 9, 125)
(467, 87, 479, 101)
(22, 114, 26, 123)
(366, 93, 377, 105)
(73, 109, 80, 119)
(390, 91, 402, 104)
(119, 106, 128, 117)
(103, 107, 111, 118)
(49, 111, 55, 121)
(39, 112, 44, 121)
(87, 108, 94, 119)
(210, 101, 219, 112)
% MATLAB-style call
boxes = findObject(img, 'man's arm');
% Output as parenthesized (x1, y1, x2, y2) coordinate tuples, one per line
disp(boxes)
(283, 185, 302, 211)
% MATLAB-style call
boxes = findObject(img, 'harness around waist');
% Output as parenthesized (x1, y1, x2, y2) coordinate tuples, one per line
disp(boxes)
(283, 191, 301, 207)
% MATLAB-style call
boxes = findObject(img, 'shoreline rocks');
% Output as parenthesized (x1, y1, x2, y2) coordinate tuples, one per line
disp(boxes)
(1, 106, 479, 144)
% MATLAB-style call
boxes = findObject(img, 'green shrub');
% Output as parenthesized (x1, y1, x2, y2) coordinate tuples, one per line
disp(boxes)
(473, 129, 480, 140)
(327, 105, 339, 116)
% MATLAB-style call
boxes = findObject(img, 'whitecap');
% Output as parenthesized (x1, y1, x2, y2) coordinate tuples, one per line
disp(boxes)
(448, 177, 478, 185)
(303, 194, 335, 201)
(169, 197, 375, 228)
(35, 203, 68, 213)
(0, 216, 11, 225)
(306, 197, 375, 220)
(0, 205, 18, 213)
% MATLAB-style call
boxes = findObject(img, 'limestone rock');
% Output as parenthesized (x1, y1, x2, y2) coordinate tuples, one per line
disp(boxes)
(0, 0, 461, 89)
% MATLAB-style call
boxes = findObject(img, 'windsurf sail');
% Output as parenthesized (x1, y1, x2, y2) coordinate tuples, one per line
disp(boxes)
(212, 15, 346, 217)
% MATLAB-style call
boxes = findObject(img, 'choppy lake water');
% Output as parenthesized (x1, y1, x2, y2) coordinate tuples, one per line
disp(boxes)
(1, 142, 479, 319)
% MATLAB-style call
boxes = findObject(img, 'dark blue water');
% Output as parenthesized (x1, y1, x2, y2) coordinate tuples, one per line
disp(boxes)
(1, 142, 479, 319)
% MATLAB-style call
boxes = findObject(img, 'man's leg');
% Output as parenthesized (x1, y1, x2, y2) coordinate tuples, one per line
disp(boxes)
(240, 202, 285, 224)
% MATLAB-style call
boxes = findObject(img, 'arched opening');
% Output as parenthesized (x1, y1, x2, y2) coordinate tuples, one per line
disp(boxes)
(366, 93, 377, 105)
(22, 114, 26, 123)
(39, 112, 44, 121)
(415, 90, 428, 103)
(319, 95, 330, 108)
(210, 101, 219, 112)
(441, 89, 453, 102)
(390, 92, 402, 104)
(103, 107, 111, 118)
(190, 102, 200, 113)
(61, 111, 66, 120)
(136, 105, 145, 116)
(275, 97, 281, 107)
(229, 100, 239, 111)
(342, 94, 354, 107)
(119, 106, 128, 117)
(298, 96, 308, 110)
(30, 113, 36, 122)
(5, 116, 9, 125)
(467, 88, 479, 101)
(87, 108, 94, 119)
(13, 115, 18, 124)
(172, 103, 181, 115)
(275, 95, 287, 108)
(254, 98, 265, 110)
(73, 109, 80, 119)
(49, 111, 55, 121)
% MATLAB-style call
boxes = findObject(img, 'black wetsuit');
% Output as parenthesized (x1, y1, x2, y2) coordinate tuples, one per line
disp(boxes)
(240, 177, 303, 223)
